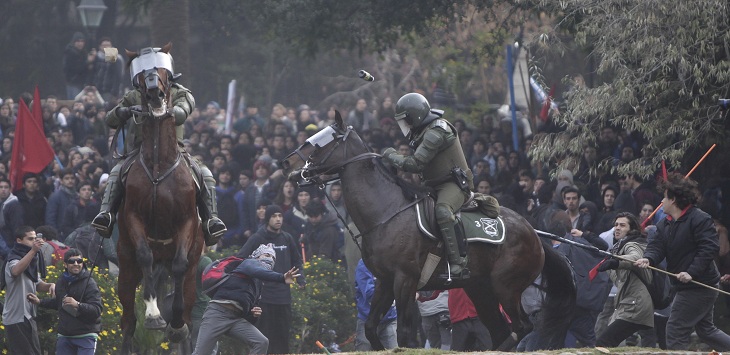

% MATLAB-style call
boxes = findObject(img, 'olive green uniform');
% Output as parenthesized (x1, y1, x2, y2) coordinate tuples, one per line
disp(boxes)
(94, 83, 225, 244)
(384, 118, 473, 275)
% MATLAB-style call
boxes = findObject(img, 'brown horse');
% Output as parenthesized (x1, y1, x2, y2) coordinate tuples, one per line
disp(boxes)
(282, 113, 576, 350)
(117, 43, 202, 353)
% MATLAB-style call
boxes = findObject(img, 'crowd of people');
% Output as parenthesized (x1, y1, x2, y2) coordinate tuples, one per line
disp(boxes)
(2, 33, 730, 354)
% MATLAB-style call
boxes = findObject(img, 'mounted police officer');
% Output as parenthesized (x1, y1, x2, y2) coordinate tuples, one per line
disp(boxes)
(382, 93, 473, 278)
(91, 46, 226, 246)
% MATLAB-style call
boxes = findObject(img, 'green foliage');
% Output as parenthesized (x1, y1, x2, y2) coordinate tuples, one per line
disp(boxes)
(290, 256, 356, 354)
(529, 0, 730, 178)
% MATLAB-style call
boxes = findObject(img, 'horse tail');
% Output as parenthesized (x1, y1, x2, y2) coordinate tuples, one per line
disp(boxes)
(537, 241, 576, 349)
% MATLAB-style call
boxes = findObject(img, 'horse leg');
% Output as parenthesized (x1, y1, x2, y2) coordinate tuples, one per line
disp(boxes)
(365, 278, 396, 350)
(489, 272, 533, 350)
(166, 223, 199, 344)
(393, 274, 418, 349)
(464, 283, 509, 350)
(121, 219, 166, 331)
(119, 239, 143, 354)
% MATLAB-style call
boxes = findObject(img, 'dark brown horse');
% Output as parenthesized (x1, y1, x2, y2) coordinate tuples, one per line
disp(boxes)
(282, 113, 576, 350)
(117, 43, 202, 353)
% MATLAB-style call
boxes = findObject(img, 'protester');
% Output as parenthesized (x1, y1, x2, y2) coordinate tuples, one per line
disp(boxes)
(417, 290, 451, 350)
(193, 243, 300, 355)
(2, 226, 54, 355)
(236, 205, 305, 354)
(354, 259, 398, 350)
(28, 248, 103, 354)
(636, 173, 730, 350)
(595, 212, 653, 347)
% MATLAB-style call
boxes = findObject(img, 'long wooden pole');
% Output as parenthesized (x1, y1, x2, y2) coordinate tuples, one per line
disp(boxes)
(641, 144, 717, 228)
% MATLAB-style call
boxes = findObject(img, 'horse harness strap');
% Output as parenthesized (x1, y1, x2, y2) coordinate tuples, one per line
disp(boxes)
(348, 195, 426, 242)
(139, 150, 183, 185)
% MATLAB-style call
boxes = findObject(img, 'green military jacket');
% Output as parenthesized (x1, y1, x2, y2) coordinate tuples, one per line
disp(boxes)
(106, 83, 194, 148)
(387, 118, 474, 190)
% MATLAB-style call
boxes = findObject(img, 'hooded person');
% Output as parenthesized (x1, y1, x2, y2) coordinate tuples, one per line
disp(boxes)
(193, 242, 301, 355)
(235, 205, 306, 354)
(302, 201, 341, 261)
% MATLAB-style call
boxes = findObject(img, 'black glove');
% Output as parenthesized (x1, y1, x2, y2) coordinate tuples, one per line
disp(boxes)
(597, 258, 620, 272)
(116, 105, 143, 120)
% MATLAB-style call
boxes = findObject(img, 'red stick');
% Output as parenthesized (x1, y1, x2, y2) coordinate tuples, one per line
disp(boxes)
(641, 144, 717, 227)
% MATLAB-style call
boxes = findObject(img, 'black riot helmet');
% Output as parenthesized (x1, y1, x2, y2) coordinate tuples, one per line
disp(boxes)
(394, 93, 431, 137)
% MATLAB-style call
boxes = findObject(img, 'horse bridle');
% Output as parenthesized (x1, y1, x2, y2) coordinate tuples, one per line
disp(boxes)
(293, 125, 380, 184)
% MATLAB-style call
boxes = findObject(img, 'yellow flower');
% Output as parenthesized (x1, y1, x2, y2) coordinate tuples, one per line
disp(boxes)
(101, 330, 108, 336)
(304, 317, 308, 323)
(161, 342, 170, 350)
(49, 328, 54, 333)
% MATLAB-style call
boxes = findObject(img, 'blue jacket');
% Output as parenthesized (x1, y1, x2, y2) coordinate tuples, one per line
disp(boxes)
(45, 187, 77, 241)
(355, 259, 397, 322)
(213, 258, 286, 319)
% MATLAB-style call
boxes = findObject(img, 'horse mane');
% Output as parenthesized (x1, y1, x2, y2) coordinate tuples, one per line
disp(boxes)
(373, 158, 434, 200)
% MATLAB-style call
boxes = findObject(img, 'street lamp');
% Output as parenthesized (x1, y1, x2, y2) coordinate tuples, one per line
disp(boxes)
(77, 0, 107, 45)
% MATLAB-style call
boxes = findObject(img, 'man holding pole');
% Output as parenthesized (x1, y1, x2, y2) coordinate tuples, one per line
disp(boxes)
(635, 173, 730, 351)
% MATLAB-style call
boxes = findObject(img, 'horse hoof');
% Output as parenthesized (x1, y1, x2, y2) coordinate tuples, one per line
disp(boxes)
(166, 323, 189, 343)
(144, 315, 167, 330)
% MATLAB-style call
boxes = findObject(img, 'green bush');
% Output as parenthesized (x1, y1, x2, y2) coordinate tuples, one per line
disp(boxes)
(290, 256, 356, 354)
(0, 261, 125, 354)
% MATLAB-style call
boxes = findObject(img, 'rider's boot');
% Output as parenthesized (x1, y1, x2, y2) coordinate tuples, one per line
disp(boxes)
(201, 168, 227, 246)
(92, 165, 121, 238)
(439, 220, 469, 279)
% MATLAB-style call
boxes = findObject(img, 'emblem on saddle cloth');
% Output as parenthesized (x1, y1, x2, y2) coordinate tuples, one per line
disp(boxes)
(461, 213, 505, 243)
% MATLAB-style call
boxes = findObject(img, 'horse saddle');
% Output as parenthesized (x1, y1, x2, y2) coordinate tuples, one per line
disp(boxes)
(415, 192, 506, 244)
(119, 149, 202, 191)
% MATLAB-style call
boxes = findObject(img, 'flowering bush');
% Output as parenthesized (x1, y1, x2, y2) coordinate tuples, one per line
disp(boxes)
(290, 256, 356, 354)
(0, 261, 124, 354)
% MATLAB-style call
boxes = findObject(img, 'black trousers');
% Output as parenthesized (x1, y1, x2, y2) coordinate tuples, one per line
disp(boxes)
(256, 302, 292, 354)
(596, 318, 650, 347)
(6, 317, 41, 355)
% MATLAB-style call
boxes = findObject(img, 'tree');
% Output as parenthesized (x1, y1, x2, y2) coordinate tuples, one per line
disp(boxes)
(529, 0, 730, 181)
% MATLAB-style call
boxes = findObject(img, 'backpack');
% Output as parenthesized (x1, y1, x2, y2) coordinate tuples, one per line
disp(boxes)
(632, 267, 674, 309)
(201, 256, 245, 297)
(47, 240, 70, 265)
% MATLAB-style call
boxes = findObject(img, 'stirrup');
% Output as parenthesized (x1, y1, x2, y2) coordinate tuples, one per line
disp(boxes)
(92, 212, 115, 238)
(203, 218, 227, 246)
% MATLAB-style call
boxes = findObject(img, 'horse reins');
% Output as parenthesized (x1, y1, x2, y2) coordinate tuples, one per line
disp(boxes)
(302, 126, 425, 251)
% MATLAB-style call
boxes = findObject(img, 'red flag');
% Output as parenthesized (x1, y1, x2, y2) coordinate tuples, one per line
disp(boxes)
(588, 257, 608, 281)
(32, 86, 43, 127)
(9, 98, 55, 191)
(539, 85, 556, 122)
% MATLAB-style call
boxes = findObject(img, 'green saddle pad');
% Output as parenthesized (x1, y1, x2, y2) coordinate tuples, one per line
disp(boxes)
(460, 211, 506, 244)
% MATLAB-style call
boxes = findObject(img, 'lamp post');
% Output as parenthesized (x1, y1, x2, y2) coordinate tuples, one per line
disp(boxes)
(77, 0, 107, 46)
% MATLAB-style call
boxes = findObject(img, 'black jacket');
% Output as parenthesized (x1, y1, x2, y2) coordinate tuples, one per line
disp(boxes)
(15, 189, 47, 229)
(213, 258, 285, 320)
(644, 206, 721, 290)
(237, 228, 305, 304)
(39, 269, 102, 336)
(303, 212, 340, 260)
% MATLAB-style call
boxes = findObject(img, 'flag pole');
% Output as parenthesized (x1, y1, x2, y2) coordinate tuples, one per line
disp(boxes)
(536, 229, 730, 296)
(641, 144, 717, 228)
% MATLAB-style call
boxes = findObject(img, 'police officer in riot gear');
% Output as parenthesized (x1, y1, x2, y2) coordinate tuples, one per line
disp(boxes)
(383, 93, 473, 278)
(91, 46, 226, 246)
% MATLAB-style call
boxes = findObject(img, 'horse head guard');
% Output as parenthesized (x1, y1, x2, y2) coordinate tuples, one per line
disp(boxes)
(281, 112, 379, 185)
(128, 43, 176, 118)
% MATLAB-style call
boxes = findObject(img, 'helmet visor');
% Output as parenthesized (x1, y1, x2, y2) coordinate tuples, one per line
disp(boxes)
(396, 118, 411, 137)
